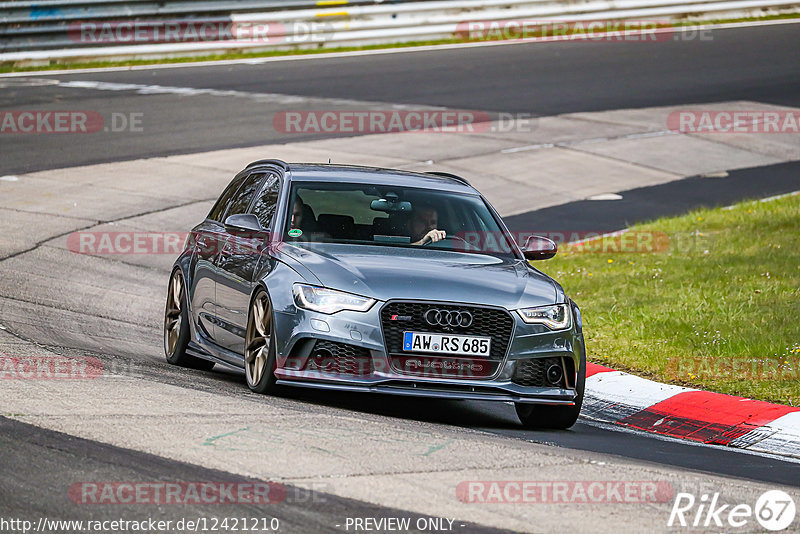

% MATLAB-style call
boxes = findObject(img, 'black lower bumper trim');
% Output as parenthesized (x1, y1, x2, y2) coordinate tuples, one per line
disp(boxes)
(275, 379, 576, 405)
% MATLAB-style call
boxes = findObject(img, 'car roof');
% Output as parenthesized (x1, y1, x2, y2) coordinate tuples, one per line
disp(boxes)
(247, 161, 478, 194)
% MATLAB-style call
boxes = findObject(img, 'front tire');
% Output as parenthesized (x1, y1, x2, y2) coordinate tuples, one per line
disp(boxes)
(164, 269, 215, 371)
(244, 289, 278, 394)
(515, 354, 586, 430)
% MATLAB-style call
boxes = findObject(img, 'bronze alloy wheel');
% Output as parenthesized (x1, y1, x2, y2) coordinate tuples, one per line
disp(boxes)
(163, 270, 214, 371)
(245, 290, 278, 393)
(164, 271, 184, 358)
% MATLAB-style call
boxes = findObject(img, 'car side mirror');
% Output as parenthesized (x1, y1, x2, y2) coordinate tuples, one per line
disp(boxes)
(224, 213, 263, 233)
(522, 235, 557, 260)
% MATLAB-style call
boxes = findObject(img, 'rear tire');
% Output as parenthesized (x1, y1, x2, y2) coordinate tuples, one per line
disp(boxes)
(244, 289, 279, 394)
(164, 269, 215, 371)
(515, 351, 586, 430)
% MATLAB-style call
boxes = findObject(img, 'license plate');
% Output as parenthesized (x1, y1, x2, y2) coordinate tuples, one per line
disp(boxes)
(403, 331, 491, 356)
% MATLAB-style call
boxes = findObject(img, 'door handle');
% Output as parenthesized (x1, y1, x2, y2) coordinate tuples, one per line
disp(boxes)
(219, 242, 233, 257)
(196, 236, 213, 249)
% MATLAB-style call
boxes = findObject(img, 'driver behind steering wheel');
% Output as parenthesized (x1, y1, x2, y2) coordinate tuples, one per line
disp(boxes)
(409, 203, 446, 245)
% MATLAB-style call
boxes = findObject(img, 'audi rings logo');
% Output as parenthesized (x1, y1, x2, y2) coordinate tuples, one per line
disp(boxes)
(424, 309, 473, 328)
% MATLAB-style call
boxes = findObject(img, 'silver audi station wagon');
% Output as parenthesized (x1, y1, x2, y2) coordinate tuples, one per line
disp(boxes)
(165, 160, 586, 428)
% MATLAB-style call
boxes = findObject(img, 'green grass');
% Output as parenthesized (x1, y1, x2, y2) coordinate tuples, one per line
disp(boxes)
(536, 193, 800, 405)
(0, 39, 459, 73)
(2, 13, 798, 73)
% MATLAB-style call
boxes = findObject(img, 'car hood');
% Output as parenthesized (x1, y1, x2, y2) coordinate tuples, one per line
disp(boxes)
(276, 242, 558, 309)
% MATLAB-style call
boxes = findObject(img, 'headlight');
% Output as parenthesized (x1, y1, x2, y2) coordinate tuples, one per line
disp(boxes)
(517, 304, 571, 330)
(293, 284, 375, 314)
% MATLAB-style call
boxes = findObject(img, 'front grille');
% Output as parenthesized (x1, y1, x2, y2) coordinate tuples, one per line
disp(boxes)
(381, 301, 514, 364)
(302, 340, 373, 376)
(513, 357, 565, 387)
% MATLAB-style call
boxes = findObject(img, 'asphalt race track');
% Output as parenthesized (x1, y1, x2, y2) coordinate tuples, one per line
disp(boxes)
(1, 21, 800, 533)
(503, 160, 800, 233)
(1, 23, 799, 174)
(0, 417, 513, 534)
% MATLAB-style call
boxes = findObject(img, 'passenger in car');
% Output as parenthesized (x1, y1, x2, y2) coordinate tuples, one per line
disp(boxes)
(289, 197, 320, 239)
(409, 204, 446, 245)
(291, 197, 305, 229)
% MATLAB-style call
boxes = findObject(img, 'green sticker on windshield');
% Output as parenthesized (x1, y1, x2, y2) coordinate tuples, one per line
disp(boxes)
(288, 228, 302, 237)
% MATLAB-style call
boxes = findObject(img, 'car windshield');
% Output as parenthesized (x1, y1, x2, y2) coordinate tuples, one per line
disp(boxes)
(284, 181, 517, 258)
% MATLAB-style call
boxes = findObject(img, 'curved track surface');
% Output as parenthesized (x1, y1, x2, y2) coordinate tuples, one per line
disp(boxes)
(1, 23, 799, 174)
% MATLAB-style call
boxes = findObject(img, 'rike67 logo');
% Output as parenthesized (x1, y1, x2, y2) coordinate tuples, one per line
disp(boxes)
(668, 490, 796, 531)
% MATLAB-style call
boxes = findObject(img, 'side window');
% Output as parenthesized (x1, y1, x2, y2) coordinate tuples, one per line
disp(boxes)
(208, 173, 248, 222)
(250, 174, 281, 228)
(224, 173, 266, 220)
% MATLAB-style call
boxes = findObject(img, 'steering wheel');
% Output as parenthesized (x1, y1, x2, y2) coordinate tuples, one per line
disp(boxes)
(423, 234, 481, 251)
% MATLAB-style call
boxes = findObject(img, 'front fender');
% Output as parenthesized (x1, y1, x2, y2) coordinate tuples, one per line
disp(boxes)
(256, 259, 311, 360)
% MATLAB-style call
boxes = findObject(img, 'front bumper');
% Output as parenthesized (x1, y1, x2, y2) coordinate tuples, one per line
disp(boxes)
(271, 300, 583, 405)
(275, 379, 576, 404)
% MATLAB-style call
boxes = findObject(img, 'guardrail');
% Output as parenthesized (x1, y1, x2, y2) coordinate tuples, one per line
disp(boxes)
(0, 0, 415, 22)
(1, 0, 798, 64)
(0, 0, 415, 54)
